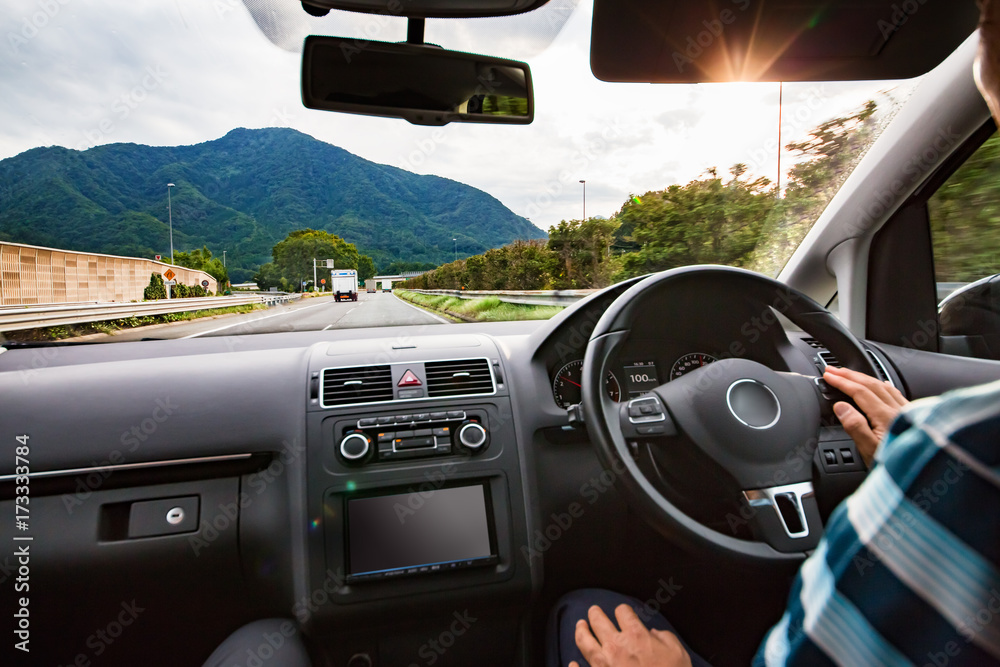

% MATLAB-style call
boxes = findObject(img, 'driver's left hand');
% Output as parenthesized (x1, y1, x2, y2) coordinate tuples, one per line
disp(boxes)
(572, 604, 692, 667)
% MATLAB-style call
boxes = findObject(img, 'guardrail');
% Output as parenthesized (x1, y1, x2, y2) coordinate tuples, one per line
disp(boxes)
(0, 293, 300, 332)
(406, 288, 597, 307)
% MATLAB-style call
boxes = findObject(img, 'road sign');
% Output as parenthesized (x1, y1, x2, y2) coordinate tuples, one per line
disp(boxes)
(164, 280, 176, 286)
(321, 279, 326, 284)
(201, 280, 209, 288)
(163, 269, 176, 281)
(155, 254, 161, 260)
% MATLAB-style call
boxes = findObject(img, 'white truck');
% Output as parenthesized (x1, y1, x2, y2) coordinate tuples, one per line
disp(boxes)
(330, 269, 359, 302)
(380, 279, 393, 292)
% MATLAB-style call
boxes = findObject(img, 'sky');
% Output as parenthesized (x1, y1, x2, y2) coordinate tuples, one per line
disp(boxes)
(0, 0, 918, 234)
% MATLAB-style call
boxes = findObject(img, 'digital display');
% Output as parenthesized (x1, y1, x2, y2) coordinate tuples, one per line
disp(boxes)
(347, 484, 494, 577)
(624, 361, 659, 397)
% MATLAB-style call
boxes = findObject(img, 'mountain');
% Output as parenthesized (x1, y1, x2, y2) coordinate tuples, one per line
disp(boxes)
(0, 128, 545, 282)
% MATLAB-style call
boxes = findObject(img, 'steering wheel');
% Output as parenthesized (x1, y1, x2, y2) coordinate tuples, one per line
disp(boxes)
(582, 266, 880, 562)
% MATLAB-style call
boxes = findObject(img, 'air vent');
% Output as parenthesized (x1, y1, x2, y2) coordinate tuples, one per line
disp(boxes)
(322, 365, 393, 407)
(814, 346, 892, 385)
(801, 337, 824, 349)
(424, 358, 495, 398)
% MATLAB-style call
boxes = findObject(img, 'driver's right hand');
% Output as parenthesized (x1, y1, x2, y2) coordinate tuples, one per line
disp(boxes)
(823, 366, 909, 466)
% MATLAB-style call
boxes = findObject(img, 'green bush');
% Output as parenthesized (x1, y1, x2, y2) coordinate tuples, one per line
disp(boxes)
(144, 273, 167, 300)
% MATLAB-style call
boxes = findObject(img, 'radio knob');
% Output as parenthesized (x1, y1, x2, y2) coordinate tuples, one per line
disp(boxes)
(457, 422, 488, 451)
(339, 432, 371, 461)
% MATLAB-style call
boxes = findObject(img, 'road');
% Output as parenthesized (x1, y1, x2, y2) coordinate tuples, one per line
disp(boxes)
(92, 292, 450, 341)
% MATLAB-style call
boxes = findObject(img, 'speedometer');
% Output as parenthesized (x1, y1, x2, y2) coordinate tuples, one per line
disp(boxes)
(669, 353, 718, 381)
(552, 360, 621, 408)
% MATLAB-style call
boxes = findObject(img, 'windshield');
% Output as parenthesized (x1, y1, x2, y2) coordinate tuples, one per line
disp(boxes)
(0, 0, 915, 341)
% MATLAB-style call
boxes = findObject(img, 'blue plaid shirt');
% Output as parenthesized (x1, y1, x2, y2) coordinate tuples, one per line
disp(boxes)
(754, 380, 1000, 666)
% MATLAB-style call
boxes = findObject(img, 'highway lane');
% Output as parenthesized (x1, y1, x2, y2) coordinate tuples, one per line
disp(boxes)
(89, 291, 449, 342)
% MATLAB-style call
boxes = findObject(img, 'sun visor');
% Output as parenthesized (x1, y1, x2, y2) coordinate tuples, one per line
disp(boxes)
(591, 0, 980, 83)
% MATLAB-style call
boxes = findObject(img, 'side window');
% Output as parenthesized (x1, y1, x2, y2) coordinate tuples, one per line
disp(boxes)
(928, 131, 1000, 359)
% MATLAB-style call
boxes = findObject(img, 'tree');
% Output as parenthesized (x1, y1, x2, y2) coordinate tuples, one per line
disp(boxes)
(258, 229, 376, 292)
(357, 255, 377, 281)
(547, 218, 622, 288)
(173, 245, 229, 287)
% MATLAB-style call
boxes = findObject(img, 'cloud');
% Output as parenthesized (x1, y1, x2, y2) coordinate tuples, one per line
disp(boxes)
(0, 0, 915, 237)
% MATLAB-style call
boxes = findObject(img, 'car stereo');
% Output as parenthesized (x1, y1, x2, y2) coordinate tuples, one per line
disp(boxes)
(344, 481, 499, 582)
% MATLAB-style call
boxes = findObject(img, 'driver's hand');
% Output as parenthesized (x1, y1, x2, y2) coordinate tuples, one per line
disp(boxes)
(823, 366, 909, 466)
(571, 604, 692, 667)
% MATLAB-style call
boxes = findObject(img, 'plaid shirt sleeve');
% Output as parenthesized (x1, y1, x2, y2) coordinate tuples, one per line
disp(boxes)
(753, 380, 1000, 667)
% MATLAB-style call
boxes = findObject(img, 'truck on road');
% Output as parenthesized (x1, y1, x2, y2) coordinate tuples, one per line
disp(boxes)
(365, 279, 378, 293)
(380, 279, 393, 292)
(331, 269, 359, 302)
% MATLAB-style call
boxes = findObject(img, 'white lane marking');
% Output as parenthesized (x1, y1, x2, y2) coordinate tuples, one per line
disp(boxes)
(322, 324, 335, 331)
(391, 294, 451, 325)
(181, 299, 333, 338)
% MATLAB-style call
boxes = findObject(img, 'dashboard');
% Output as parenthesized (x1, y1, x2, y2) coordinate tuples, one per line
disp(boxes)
(2, 275, 973, 667)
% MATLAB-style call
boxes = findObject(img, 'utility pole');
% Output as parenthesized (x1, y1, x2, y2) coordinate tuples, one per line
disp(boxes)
(222, 250, 226, 268)
(167, 183, 175, 264)
(579, 180, 586, 221)
(453, 238, 457, 263)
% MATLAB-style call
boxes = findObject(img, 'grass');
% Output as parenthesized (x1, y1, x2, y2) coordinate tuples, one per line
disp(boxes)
(3, 304, 265, 342)
(396, 290, 563, 322)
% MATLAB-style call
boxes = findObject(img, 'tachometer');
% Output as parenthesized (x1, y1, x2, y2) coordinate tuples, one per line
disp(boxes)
(552, 360, 621, 408)
(669, 353, 718, 381)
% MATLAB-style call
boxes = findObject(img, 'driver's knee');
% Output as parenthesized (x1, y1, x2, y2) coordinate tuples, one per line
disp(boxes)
(202, 618, 311, 667)
(547, 589, 713, 667)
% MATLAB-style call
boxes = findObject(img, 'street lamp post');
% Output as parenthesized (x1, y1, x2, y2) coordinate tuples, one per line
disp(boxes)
(579, 179, 586, 221)
(222, 250, 226, 268)
(453, 238, 457, 263)
(167, 183, 175, 264)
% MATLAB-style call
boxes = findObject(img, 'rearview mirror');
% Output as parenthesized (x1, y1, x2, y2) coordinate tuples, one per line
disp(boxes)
(301, 37, 533, 126)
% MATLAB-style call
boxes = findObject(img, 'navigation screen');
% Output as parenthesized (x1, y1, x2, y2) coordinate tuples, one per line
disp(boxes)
(624, 361, 659, 397)
(347, 484, 494, 577)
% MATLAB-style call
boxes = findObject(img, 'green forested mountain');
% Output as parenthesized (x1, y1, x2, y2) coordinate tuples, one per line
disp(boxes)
(0, 128, 544, 282)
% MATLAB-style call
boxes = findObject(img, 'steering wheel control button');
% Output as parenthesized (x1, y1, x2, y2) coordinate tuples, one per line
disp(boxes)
(840, 448, 855, 464)
(823, 450, 837, 465)
(627, 396, 666, 423)
(339, 432, 371, 461)
(458, 422, 488, 450)
(127, 496, 199, 538)
(726, 380, 781, 429)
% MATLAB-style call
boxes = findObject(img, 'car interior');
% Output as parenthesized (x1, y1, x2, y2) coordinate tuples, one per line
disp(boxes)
(2, 0, 1000, 665)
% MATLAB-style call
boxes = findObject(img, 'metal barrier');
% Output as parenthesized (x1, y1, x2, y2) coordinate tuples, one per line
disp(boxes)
(0, 294, 299, 332)
(405, 288, 596, 307)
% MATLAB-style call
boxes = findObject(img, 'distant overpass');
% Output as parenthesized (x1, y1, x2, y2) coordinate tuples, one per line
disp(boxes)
(370, 271, 427, 289)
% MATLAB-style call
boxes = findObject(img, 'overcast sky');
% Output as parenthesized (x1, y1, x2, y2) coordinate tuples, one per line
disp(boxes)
(0, 0, 917, 233)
